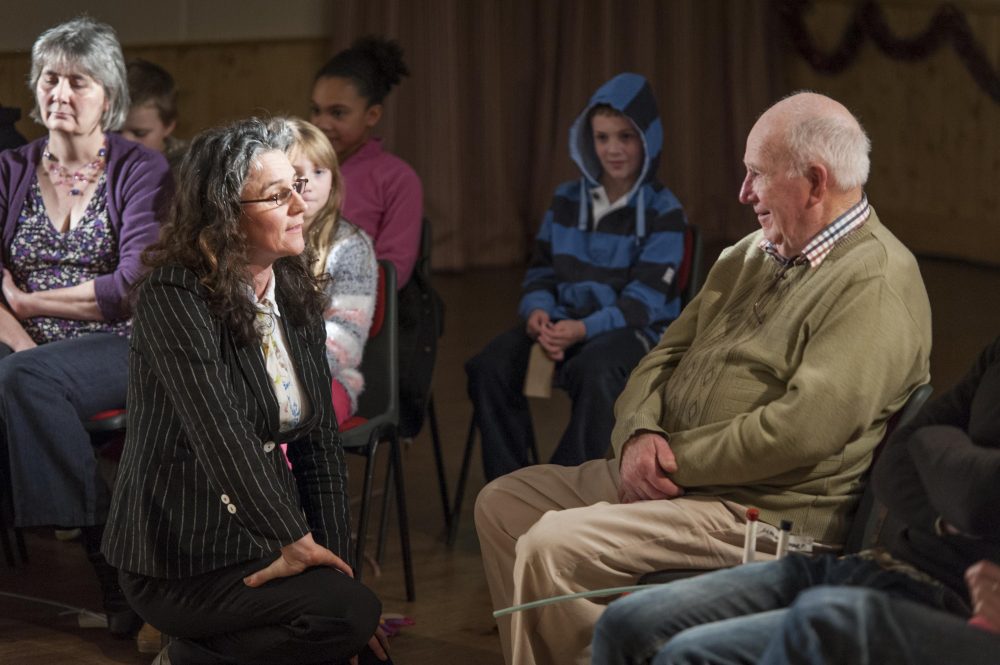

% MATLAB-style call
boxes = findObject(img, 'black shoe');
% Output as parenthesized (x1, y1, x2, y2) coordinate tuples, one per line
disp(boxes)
(107, 607, 144, 638)
(80, 524, 142, 638)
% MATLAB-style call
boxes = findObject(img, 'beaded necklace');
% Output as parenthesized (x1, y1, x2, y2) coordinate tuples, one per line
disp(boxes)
(42, 139, 107, 196)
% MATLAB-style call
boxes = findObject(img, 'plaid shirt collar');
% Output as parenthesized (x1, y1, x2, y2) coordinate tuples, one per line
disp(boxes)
(759, 194, 871, 268)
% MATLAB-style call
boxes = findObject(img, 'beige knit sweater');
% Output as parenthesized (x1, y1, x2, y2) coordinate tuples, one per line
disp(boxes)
(611, 211, 932, 544)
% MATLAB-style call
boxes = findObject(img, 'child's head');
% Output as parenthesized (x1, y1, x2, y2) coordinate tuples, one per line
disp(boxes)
(309, 36, 409, 161)
(122, 59, 177, 152)
(588, 104, 644, 191)
(282, 117, 345, 276)
(285, 117, 343, 229)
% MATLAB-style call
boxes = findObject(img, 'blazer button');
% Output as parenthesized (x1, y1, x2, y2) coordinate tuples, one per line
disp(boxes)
(227, 504, 237, 514)
(263, 441, 276, 453)
(220, 494, 231, 504)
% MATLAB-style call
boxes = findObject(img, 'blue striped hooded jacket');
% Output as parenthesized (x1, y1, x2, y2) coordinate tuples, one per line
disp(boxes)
(519, 73, 687, 344)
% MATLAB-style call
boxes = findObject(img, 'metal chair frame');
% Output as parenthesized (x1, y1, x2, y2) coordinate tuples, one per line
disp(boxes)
(339, 261, 415, 601)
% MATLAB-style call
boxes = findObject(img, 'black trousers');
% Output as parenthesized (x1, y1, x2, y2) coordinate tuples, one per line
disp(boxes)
(120, 554, 388, 665)
(466, 326, 648, 481)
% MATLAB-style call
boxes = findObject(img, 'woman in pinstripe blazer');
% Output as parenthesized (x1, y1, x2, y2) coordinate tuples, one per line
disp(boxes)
(101, 118, 389, 665)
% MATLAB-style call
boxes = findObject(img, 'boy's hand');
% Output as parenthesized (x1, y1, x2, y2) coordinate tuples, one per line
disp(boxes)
(525, 309, 551, 339)
(538, 320, 586, 360)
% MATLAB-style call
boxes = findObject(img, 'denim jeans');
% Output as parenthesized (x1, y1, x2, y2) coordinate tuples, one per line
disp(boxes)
(758, 586, 1000, 665)
(0, 334, 128, 527)
(592, 553, 968, 665)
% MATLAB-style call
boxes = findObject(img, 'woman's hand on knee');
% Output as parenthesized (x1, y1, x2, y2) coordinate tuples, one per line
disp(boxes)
(243, 532, 354, 587)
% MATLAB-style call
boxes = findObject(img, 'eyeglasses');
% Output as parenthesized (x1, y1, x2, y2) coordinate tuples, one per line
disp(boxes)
(239, 177, 308, 208)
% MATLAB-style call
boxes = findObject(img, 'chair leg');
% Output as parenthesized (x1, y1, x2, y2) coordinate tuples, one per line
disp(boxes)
(427, 395, 452, 533)
(375, 456, 394, 565)
(1, 526, 29, 567)
(1, 495, 27, 566)
(391, 434, 415, 602)
(354, 438, 381, 584)
(14, 528, 27, 563)
(447, 415, 478, 546)
(1, 525, 15, 567)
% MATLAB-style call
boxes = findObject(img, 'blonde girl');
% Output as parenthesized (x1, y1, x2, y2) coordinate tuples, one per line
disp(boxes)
(285, 117, 377, 424)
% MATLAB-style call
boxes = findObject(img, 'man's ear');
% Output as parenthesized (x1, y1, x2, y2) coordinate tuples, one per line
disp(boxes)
(164, 120, 176, 139)
(364, 103, 383, 129)
(806, 163, 828, 208)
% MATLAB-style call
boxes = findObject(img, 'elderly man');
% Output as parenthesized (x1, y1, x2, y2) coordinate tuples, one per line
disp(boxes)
(593, 333, 1000, 663)
(474, 92, 933, 665)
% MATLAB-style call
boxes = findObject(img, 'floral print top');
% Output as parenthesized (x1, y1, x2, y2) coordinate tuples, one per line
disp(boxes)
(9, 174, 131, 344)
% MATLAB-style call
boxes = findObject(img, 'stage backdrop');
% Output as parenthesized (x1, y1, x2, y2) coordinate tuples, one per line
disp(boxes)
(1, 0, 996, 267)
(781, 0, 1000, 267)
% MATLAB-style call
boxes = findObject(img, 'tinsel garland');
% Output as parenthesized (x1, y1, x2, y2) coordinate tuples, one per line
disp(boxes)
(777, 0, 1000, 103)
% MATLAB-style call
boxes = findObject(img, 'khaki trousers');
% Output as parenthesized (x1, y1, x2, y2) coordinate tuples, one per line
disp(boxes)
(475, 459, 764, 665)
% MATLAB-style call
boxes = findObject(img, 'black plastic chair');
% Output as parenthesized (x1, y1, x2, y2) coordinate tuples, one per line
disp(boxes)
(447, 223, 705, 545)
(339, 261, 415, 601)
(679, 223, 704, 305)
(412, 218, 452, 535)
(840, 382, 934, 554)
(637, 382, 934, 585)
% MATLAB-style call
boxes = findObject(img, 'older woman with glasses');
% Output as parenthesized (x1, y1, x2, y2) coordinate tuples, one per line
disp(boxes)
(102, 117, 389, 665)
(0, 17, 171, 636)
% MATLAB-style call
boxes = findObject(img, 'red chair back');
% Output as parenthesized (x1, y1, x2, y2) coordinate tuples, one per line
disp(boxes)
(370, 263, 387, 337)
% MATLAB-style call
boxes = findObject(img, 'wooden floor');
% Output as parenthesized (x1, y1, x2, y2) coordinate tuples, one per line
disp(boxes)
(2, 253, 999, 664)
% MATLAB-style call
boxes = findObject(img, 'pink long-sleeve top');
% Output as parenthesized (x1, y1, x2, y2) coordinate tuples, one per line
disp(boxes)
(339, 137, 422, 288)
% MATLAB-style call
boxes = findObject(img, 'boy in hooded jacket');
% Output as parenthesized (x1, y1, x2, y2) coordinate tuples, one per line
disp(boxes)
(466, 73, 688, 481)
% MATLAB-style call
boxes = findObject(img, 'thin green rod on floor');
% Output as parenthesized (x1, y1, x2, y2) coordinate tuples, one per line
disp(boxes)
(493, 584, 653, 618)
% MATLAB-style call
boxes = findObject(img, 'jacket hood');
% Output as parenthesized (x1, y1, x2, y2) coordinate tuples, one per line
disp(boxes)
(568, 72, 662, 190)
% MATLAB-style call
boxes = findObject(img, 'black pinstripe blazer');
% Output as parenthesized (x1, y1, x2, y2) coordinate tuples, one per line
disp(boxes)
(102, 264, 351, 579)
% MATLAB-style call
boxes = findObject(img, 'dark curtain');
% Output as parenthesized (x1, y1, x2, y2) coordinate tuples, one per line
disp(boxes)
(327, 0, 783, 270)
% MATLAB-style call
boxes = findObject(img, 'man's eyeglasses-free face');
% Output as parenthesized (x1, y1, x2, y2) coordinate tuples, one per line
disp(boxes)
(239, 177, 308, 208)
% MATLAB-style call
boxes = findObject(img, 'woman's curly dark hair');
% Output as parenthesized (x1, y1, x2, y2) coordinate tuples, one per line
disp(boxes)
(141, 117, 327, 346)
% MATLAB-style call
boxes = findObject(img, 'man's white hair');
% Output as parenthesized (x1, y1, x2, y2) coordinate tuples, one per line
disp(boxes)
(784, 108, 871, 191)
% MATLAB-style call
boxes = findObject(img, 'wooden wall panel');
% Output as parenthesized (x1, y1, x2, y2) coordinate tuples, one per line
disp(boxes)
(784, 1, 1000, 266)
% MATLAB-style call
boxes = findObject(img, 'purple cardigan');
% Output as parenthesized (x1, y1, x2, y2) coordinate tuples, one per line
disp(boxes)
(0, 132, 172, 320)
